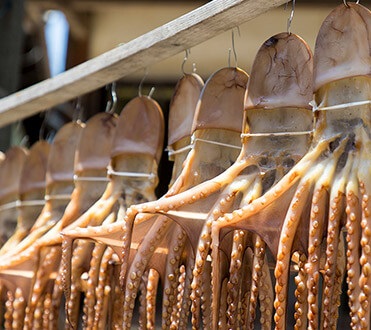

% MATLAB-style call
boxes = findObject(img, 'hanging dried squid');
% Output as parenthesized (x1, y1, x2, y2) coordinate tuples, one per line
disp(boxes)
(104, 32, 314, 329)
(211, 3, 371, 329)
(183, 32, 313, 329)
(0, 121, 84, 329)
(63, 67, 248, 329)
(62, 72, 205, 329)
(98, 31, 313, 328)
(60, 96, 164, 329)
(0, 122, 83, 261)
(0, 147, 28, 248)
(0, 115, 116, 329)
(0, 140, 50, 256)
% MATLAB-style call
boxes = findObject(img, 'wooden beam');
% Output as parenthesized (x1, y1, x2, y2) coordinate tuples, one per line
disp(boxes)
(0, 0, 287, 127)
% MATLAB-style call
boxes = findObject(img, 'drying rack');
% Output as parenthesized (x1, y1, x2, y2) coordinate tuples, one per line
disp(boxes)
(0, 0, 287, 128)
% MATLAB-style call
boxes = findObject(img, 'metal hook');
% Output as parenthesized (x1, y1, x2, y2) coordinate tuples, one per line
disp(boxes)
(39, 117, 45, 141)
(105, 82, 117, 113)
(39, 110, 49, 141)
(344, 0, 360, 6)
(73, 96, 84, 122)
(228, 27, 239, 68)
(285, 0, 295, 34)
(181, 49, 197, 75)
(138, 69, 148, 97)
(181, 49, 190, 75)
(138, 69, 155, 98)
(148, 87, 155, 98)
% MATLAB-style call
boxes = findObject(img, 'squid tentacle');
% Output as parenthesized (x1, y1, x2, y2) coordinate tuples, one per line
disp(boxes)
(257, 244, 273, 330)
(306, 142, 346, 330)
(25, 246, 60, 329)
(83, 243, 106, 329)
(162, 226, 187, 328)
(219, 277, 228, 329)
(4, 290, 14, 329)
(98, 261, 114, 329)
(92, 247, 114, 329)
(171, 247, 194, 330)
(226, 230, 246, 329)
(138, 269, 149, 330)
(248, 233, 269, 329)
(42, 293, 52, 330)
(49, 270, 64, 328)
(306, 184, 329, 329)
(322, 151, 352, 329)
(111, 259, 124, 329)
(12, 288, 25, 330)
(122, 217, 171, 328)
(146, 268, 159, 330)
(32, 292, 45, 329)
(358, 189, 371, 327)
(211, 178, 259, 329)
(239, 247, 253, 328)
(294, 252, 308, 330)
(273, 177, 313, 329)
(170, 264, 186, 329)
(331, 232, 346, 329)
(345, 156, 362, 328)
(200, 258, 213, 330)
(191, 213, 219, 329)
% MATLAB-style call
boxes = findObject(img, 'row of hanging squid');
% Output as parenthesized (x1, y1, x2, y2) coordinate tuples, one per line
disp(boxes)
(0, 2, 369, 329)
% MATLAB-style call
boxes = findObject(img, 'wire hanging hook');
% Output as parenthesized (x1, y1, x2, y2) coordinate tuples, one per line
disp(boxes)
(285, 0, 295, 34)
(148, 87, 155, 98)
(181, 49, 190, 75)
(39, 112, 47, 141)
(181, 49, 197, 75)
(344, 0, 360, 6)
(228, 27, 240, 68)
(138, 69, 155, 98)
(105, 82, 117, 114)
(39, 109, 56, 142)
(138, 69, 148, 97)
(72, 96, 84, 122)
(72, 96, 83, 123)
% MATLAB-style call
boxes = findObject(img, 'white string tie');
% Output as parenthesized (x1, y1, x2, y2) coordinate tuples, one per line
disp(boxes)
(73, 174, 109, 182)
(107, 166, 156, 180)
(312, 100, 371, 112)
(241, 130, 313, 138)
(44, 194, 71, 201)
(166, 144, 193, 157)
(191, 136, 241, 150)
(0, 199, 45, 212)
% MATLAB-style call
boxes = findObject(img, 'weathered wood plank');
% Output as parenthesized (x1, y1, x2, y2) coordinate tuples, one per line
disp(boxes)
(0, 0, 287, 127)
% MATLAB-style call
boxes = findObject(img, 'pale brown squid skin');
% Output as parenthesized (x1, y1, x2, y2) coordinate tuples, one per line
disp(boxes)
(105, 32, 312, 329)
(61, 95, 165, 329)
(212, 3, 371, 329)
